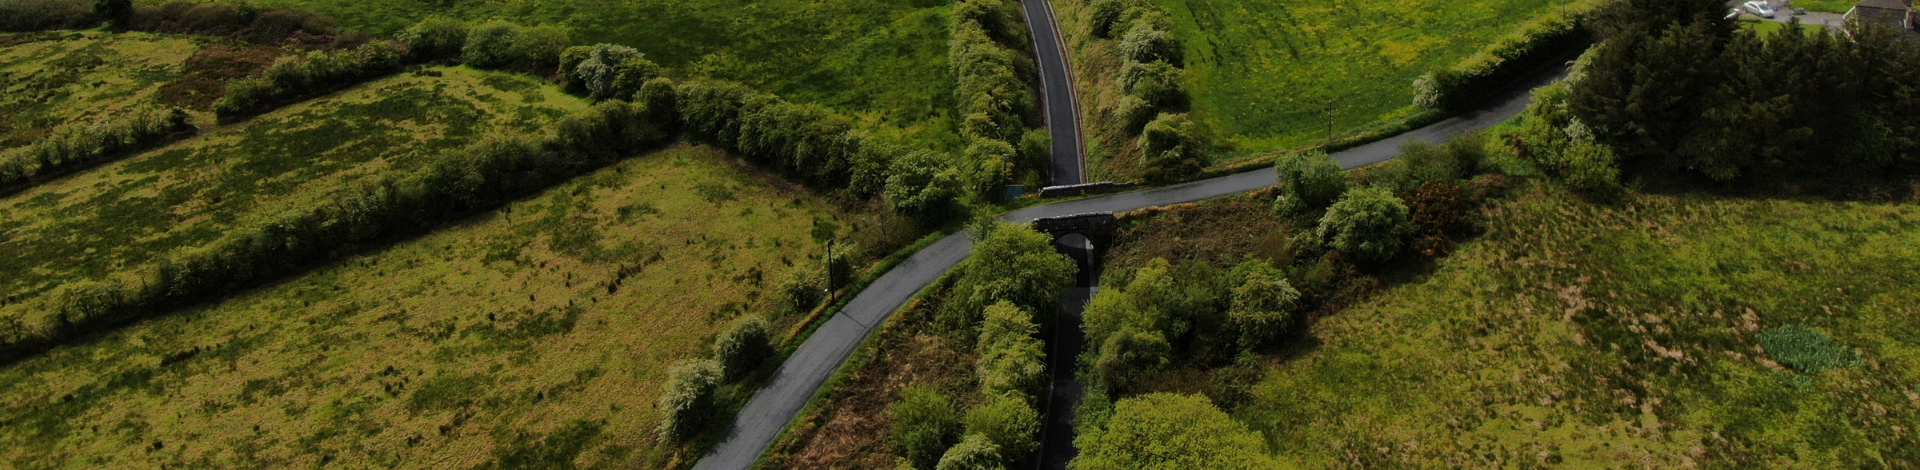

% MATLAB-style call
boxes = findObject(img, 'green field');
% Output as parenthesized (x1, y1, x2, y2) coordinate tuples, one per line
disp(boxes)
(0, 32, 199, 149)
(1795, 0, 1857, 13)
(1115, 184, 1920, 466)
(0, 66, 584, 328)
(170, 0, 963, 148)
(0, 145, 848, 469)
(1152, 0, 1587, 156)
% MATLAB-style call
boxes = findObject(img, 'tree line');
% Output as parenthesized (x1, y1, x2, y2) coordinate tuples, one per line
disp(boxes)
(1522, 0, 1920, 193)
(951, 0, 1049, 195)
(0, 106, 194, 196)
(1082, 0, 1207, 184)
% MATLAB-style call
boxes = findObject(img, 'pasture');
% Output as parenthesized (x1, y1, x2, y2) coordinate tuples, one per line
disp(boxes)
(174, 0, 964, 148)
(0, 66, 585, 329)
(1151, 0, 1588, 158)
(0, 145, 846, 469)
(1227, 184, 1920, 466)
(0, 32, 198, 150)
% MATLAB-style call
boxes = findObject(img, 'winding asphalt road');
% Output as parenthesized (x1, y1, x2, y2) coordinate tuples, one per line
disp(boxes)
(687, 14, 1571, 470)
(1022, 0, 1086, 185)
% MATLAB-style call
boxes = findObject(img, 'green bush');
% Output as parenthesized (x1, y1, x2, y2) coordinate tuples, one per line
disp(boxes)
(656, 359, 721, 442)
(398, 17, 468, 62)
(462, 20, 520, 69)
(963, 395, 1040, 468)
(1272, 151, 1347, 219)
(1, 106, 193, 192)
(776, 267, 825, 316)
(1110, 95, 1156, 136)
(1018, 129, 1052, 180)
(951, 18, 1031, 143)
(1226, 260, 1300, 351)
(1119, 61, 1185, 110)
(892, 384, 963, 470)
(1759, 325, 1860, 374)
(935, 434, 1006, 470)
(509, 25, 569, 70)
(1138, 113, 1204, 184)
(1086, 0, 1139, 39)
(714, 315, 774, 382)
(1317, 186, 1413, 264)
(1072, 393, 1275, 470)
(965, 138, 1018, 198)
(941, 223, 1076, 338)
(1118, 20, 1182, 67)
(1513, 84, 1624, 199)
(976, 301, 1045, 399)
(563, 44, 646, 100)
(1089, 326, 1169, 394)
(885, 150, 967, 224)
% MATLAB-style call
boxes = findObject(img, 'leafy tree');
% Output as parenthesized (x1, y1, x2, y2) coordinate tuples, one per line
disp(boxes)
(936, 434, 1007, 470)
(398, 17, 468, 62)
(1317, 187, 1412, 264)
(1087, 0, 1142, 38)
(893, 385, 964, 470)
(1227, 260, 1299, 350)
(977, 301, 1046, 399)
(964, 395, 1040, 468)
(462, 20, 520, 69)
(941, 223, 1076, 337)
(1138, 113, 1204, 184)
(886, 150, 967, 224)
(1272, 151, 1346, 219)
(562, 44, 645, 100)
(966, 138, 1019, 198)
(1018, 129, 1052, 179)
(714, 315, 773, 382)
(1072, 393, 1276, 470)
(656, 359, 720, 443)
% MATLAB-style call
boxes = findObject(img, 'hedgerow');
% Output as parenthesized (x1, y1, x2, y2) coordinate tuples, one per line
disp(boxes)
(0, 106, 194, 195)
(213, 40, 407, 121)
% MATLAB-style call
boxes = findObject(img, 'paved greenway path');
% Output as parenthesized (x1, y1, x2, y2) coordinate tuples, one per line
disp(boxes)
(1021, 0, 1086, 186)
(689, 24, 1571, 470)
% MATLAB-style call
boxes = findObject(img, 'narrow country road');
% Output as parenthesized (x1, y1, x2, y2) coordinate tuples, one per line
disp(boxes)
(1022, 0, 1086, 185)
(688, 31, 1571, 470)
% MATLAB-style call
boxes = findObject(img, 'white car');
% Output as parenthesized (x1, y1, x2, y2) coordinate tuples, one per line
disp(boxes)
(1743, 1, 1777, 18)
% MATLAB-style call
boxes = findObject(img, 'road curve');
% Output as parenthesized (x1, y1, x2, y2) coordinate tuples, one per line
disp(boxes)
(688, 47, 1570, 470)
(1021, 0, 1086, 186)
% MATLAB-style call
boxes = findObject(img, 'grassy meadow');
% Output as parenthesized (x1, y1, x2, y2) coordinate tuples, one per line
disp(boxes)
(1113, 183, 1920, 466)
(1147, 0, 1587, 157)
(0, 32, 199, 150)
(0, 66, 584, 329)
(168, 0, 964, 148)
(0, 145, 848, 469)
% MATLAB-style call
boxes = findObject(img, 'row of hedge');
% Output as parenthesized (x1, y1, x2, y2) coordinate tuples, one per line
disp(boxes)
(0, 98, 677, 364)
(892, 223, 1072, 470)
(950, 0, 1048, 196)
(0, 0, 345, 47)
(1412, 1, 1600, 112)
(0, 106, 194, 195)
(211, 40, 408, 121)
(1084, 0, 1205, 184)
(656, 314, 776, 443)
(399, 17, 568, 70)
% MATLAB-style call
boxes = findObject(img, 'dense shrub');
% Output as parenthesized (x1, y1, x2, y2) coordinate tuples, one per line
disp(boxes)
(1317, 186, 1413, 264)
(1403, 182, 1469, 256)
(398, 17, 468, 62)
(1086, 0, 1141, 39)
(892, 384, 964, 470)
(509, 25, 568, 70)
(214, 40, 406, 121)
(1018, 129, 1052, 181)
(1, 106, 193, 193)
(965, 138, 1019, 198)
(1119, 61, 1185, 109)
(951, 12, 1032, 144)
(976, 301, 1045, 399)
(462, 20, 518, 69)
(1109, 95, 1156, 135)
(776, 267, 825, 316)
(963, 395, 1040, 468)
(940, 223, 1075, 337)
(1089, 326, 1169, 394)
(1513, 83, 1624, 198)
(1117, 19, 1181, 67)
(1413, 5, 1593, 112)
(677, 79, 898, 193)
(0, 0, 92, 32)
(1272, 151, 1347, 219)
(0, 100, 679, 363)
(1072, 393, 1274, 470)
(935, 434, 1005, 470)
(1226, 260, 1299, 351)
(714, 315, 774, 382)
(1137, 113, 1204, 184)
(1758, 325, 1860, 374)
(657, 359, 722, 442)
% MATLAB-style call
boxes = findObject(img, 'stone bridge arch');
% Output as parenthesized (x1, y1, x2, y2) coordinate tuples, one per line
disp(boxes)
(1029, 212, 1115, 287)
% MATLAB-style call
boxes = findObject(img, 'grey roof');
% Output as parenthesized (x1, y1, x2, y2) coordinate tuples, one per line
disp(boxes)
(1855, 0, 1910, 12)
